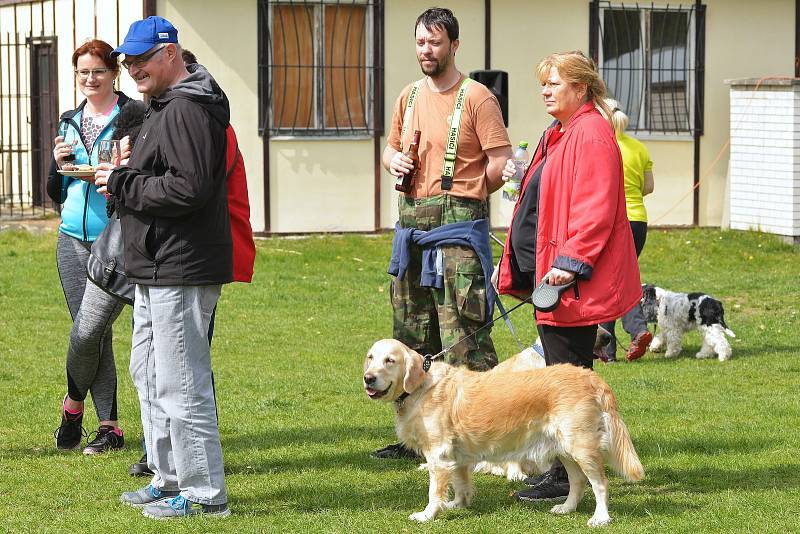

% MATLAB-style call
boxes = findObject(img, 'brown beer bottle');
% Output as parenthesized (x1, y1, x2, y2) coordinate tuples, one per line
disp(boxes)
(395, 130, 421, 193)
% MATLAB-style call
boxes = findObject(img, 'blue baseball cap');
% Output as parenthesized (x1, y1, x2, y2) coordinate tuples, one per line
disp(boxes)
(111, 16, 178, 57)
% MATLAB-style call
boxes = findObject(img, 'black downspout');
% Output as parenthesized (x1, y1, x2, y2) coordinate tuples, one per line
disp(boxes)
(484, 0, 491, 69)
(260, 2, 271, 233)
(589, 0, 599, 63)
(484, 0, 491, 223)
(373, 1, 385, 231)
(795, 0, 800, 77)
(142, 0, 155, 17)
(693, 1, 705, 226)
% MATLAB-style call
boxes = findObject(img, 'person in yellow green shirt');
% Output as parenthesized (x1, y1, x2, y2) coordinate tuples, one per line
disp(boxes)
(598, 98, 654, 362)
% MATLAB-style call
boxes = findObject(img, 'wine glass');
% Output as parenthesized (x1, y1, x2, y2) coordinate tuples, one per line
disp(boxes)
(97, 139, 121, 166)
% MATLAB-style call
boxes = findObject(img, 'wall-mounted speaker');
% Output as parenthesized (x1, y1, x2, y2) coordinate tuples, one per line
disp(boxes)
(469, 69, 509, 127)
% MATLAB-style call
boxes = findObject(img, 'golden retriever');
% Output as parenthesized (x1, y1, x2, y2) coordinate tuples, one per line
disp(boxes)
(363, 339, 644, 526)
(462, 345, 546, 481)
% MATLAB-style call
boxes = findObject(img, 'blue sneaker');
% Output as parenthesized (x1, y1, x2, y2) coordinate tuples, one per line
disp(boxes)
(120, 484, 180, 508)
(142, 495, 231, 519)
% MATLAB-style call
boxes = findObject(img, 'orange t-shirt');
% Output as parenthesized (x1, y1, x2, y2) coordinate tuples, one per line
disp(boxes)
(387, 76, 510, 200)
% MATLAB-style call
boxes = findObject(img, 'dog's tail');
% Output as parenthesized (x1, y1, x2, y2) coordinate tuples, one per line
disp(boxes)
(598, 382, 644, 482)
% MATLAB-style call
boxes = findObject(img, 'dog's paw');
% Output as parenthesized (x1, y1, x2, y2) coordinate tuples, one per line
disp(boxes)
(717, 351, 732, 362)
(443, 499, 466, 510)
(587, 513, 612, 527)
(409, 510, 435, 522)
(695, 350, 714, 359)
(503, 462, 528, 481)
(550, 503, 575, 515)
(664, 350, 681, 358)
(649, 338, 665, 352)
(473, 461, 503, 476)
(417, 463, 428, 471)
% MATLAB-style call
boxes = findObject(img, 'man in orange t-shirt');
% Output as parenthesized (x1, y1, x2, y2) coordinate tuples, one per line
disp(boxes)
(374, 8, 510, 459)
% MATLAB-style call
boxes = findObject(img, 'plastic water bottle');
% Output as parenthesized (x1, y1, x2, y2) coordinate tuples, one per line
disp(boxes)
(502, 141, 529, 201)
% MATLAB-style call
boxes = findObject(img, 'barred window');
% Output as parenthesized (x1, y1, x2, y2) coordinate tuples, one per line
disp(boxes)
(592, 2, 704, 135)
(258, 0, 384, 137)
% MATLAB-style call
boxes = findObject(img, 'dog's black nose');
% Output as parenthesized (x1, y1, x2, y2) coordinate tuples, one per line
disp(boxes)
(364, 374, 376, 386)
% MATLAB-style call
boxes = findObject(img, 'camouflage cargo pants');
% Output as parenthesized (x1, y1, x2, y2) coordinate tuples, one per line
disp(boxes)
(391, 195, 498, 371)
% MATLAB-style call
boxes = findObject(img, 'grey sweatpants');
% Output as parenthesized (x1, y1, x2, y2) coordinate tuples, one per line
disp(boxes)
(56, 232, 125, 421)
(131, 284, 226, 505)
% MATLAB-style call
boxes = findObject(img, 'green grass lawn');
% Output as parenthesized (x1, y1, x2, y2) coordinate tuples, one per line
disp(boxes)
(0, 227, 798, 533)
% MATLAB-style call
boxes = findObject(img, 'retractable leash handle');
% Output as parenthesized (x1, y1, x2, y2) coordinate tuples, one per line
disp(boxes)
(532, 279, 576, 312)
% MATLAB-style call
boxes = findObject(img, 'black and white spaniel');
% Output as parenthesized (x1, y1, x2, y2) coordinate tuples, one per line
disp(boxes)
(641, 284, 736, 361)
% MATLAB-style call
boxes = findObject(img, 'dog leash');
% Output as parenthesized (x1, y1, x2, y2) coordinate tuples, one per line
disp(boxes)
(597, 324, 627, 352)
(488, 233, 526, 352)
(421, 296, 532, 372)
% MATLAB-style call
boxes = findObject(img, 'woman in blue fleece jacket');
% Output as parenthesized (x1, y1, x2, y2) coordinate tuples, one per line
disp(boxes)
(47, 39, 136, 454)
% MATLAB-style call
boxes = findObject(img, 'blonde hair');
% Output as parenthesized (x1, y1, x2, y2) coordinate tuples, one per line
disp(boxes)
(602, 98, 629, 134)
(536, 51, 612, 125)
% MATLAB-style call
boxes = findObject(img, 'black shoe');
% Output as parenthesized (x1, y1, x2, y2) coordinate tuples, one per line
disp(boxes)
(82, 425, 124, 455)
(129, 452, 154, 477)
(515, 480, 571, 502)
(54, 410, 85, 450)
(370, 442, 420, 459)
(523, 469, 563, 488)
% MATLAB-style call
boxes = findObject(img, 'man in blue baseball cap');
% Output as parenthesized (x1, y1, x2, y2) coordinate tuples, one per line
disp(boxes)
(111, 15, 178, 57)
(95, 15, 232, 520)
(107, 16, 182, 99)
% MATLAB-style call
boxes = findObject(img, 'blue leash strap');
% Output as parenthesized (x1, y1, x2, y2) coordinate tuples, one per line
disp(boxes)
(495, 297, 525, 351)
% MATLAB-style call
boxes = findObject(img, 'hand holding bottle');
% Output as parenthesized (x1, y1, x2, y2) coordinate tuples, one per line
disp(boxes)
(389, 151, 415, 178)
(502, 141, 529, 202)
(395, 130, 421, 193)
(501, 158, 516, 181)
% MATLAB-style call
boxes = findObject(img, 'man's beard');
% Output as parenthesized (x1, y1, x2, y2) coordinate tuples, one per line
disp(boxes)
(419, 52, 450, 77)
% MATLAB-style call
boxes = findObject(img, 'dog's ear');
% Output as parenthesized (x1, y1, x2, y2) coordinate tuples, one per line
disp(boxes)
(698, 298, 724, 326)
(402, 347, 426, 394)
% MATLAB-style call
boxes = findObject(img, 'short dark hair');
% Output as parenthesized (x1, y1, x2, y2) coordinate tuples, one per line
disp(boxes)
(181, 48, 198, 65)
(415, 7, 459, 42)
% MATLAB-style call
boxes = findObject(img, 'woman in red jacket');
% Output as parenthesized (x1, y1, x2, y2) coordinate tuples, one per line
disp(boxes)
(496, 51, 642, 501)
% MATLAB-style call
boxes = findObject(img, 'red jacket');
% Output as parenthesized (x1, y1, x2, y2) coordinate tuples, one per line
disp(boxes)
(497, 103, 641, 326)
(225, 126, 255, 283)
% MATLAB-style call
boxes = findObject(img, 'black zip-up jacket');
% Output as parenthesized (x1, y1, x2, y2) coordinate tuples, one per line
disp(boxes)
(107, 64, 232, 285)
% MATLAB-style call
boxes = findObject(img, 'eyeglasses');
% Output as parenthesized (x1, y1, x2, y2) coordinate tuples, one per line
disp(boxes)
(121, 45, 166, 69)
(74, 68, 112, 79)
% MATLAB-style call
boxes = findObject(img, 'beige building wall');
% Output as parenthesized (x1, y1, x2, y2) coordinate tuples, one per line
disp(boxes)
(157, 0, 267, 232)
(0, 0, 795, 232)
(56, 0, 790, 233)
(489, 0, 589, 228)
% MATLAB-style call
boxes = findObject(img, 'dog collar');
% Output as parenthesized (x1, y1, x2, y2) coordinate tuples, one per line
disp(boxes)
(395, 354, 435, 407)
(395, 392, 410, 406)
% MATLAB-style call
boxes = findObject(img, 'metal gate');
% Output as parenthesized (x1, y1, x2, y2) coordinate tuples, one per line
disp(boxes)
(0, 31, 59, 219)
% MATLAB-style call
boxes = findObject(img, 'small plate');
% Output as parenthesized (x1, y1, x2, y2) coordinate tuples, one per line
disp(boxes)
(58, 168, 96, 177)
